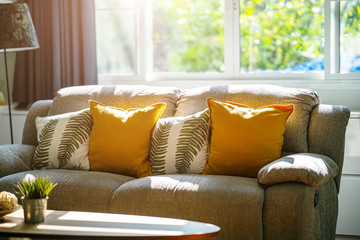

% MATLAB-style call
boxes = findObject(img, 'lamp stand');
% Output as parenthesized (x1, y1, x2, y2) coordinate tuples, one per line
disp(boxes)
(3, 49, 14, 144)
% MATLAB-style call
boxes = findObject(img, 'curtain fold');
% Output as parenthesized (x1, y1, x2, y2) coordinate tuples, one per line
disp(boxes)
(14, 0, 98, 106)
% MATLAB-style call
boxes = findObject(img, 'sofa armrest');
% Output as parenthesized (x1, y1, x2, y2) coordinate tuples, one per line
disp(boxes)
(22, 99, 53, 146)
(257, 153, 338, 186)
(0, 144, 36, 178)
(308, 104, 350, 192)
(263, 180, 338, 239)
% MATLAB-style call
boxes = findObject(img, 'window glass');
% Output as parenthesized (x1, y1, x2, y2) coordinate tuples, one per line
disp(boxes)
(95, 0, 137, 75)
(95, 0, 359, 80)
(152, 0, 225, 72)
(240, 0, 324, 73)
(340, 1, 360, 73)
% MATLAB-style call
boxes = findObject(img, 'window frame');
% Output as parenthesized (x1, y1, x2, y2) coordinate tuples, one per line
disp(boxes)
(325, 0, 360, 80)
(95, 0, 360, 84)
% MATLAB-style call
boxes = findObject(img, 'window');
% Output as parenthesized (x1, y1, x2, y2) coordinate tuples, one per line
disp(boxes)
(95, 0, 138, 76)
(325, 0, 360, 79)
(153, 0, 225, 73)
(340, 1, 360, 73)
(95, 0, 360, 82)
(240, 0, 324, 73)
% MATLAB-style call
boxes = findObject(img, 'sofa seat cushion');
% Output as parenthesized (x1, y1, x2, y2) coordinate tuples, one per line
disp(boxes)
(47, 85, 180, 118)
(176, 85, 320, 153)
(0, 170, 135, 212)
(110, 174, 264, 240)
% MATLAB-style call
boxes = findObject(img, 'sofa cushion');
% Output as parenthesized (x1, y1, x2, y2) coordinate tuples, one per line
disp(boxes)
(89, 100, 166, 178)
(110, 174, 264, 240)
(32, 109, 93, 170)
(203, 98, 293, 178)
(149, 109, 210, 175)
(48, 85, 180, 118)
(0, 170, 135, 212)
(175, 85, 320, 153)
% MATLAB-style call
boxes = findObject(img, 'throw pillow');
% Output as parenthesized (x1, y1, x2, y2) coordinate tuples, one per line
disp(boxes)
(89, 100, 166, 178)
(150, 109, 210, 175)
(32, 109, 93, 170)
(203, 98, 293, 178)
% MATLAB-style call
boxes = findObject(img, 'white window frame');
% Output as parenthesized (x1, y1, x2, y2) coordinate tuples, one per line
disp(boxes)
(96, 0, 360, 84)
(96, 0, 146, 85)
(325, 0, 360, 80)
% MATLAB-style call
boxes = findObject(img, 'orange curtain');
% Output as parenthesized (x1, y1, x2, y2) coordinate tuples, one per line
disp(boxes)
(14, 0, 98, 107)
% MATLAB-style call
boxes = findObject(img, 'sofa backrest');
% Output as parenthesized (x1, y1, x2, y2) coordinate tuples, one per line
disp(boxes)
(175, 85, 320, 153)
(23, 85, 180, 146)
(23, 100, 53, 146)
(24, 84, 320, 153)
(47, 85, 180, 118)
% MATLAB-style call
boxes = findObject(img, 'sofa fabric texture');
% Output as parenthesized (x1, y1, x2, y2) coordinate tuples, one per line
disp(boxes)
(258, 153, 339, 186)
(0, 84, 350, 240)
(110, 174, 264, 240)
(0, 145, 35, 178)
(308, 104, 351, 191)
(263, 180, 338, 240)
(22, 99, 53, 146)
(0, 170, 135, 212)
(47, 85, 180, 118)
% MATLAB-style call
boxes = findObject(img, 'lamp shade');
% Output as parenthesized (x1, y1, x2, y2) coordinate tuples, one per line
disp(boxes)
(0, 3, 39, 52)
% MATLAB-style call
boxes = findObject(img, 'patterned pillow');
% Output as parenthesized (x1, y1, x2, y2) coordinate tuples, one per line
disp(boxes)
(150, 109, 210, 175)
(32, 109, 93, 170)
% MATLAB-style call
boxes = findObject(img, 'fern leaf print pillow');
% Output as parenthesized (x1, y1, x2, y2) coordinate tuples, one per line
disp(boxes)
(32, 109, 93, 170)
(150, 109, 210, 175)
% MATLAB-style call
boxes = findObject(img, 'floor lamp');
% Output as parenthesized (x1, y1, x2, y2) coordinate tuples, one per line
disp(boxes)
(0, 3, 39, 144)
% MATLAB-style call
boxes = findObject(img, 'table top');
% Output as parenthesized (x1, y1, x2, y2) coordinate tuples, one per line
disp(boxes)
(0, 209, 220, 239)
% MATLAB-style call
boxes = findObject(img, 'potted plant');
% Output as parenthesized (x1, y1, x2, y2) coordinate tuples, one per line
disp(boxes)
(15, 174, 57, 223)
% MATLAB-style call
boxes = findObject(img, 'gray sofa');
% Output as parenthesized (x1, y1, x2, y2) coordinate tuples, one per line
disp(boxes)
(0, 84, 350, 239)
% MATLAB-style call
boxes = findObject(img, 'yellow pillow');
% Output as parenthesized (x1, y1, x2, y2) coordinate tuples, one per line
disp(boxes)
(203, 98, 293, 178)
(89, 100, 166, 178)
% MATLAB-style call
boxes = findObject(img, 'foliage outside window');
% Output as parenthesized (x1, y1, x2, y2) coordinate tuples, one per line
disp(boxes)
(240, 0, 324, 72)
(153, 0, 225, 73)
(95, 0, 360, 80)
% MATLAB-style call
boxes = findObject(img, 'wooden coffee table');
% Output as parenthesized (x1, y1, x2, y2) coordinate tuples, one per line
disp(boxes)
(0, 209, 220, 239)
